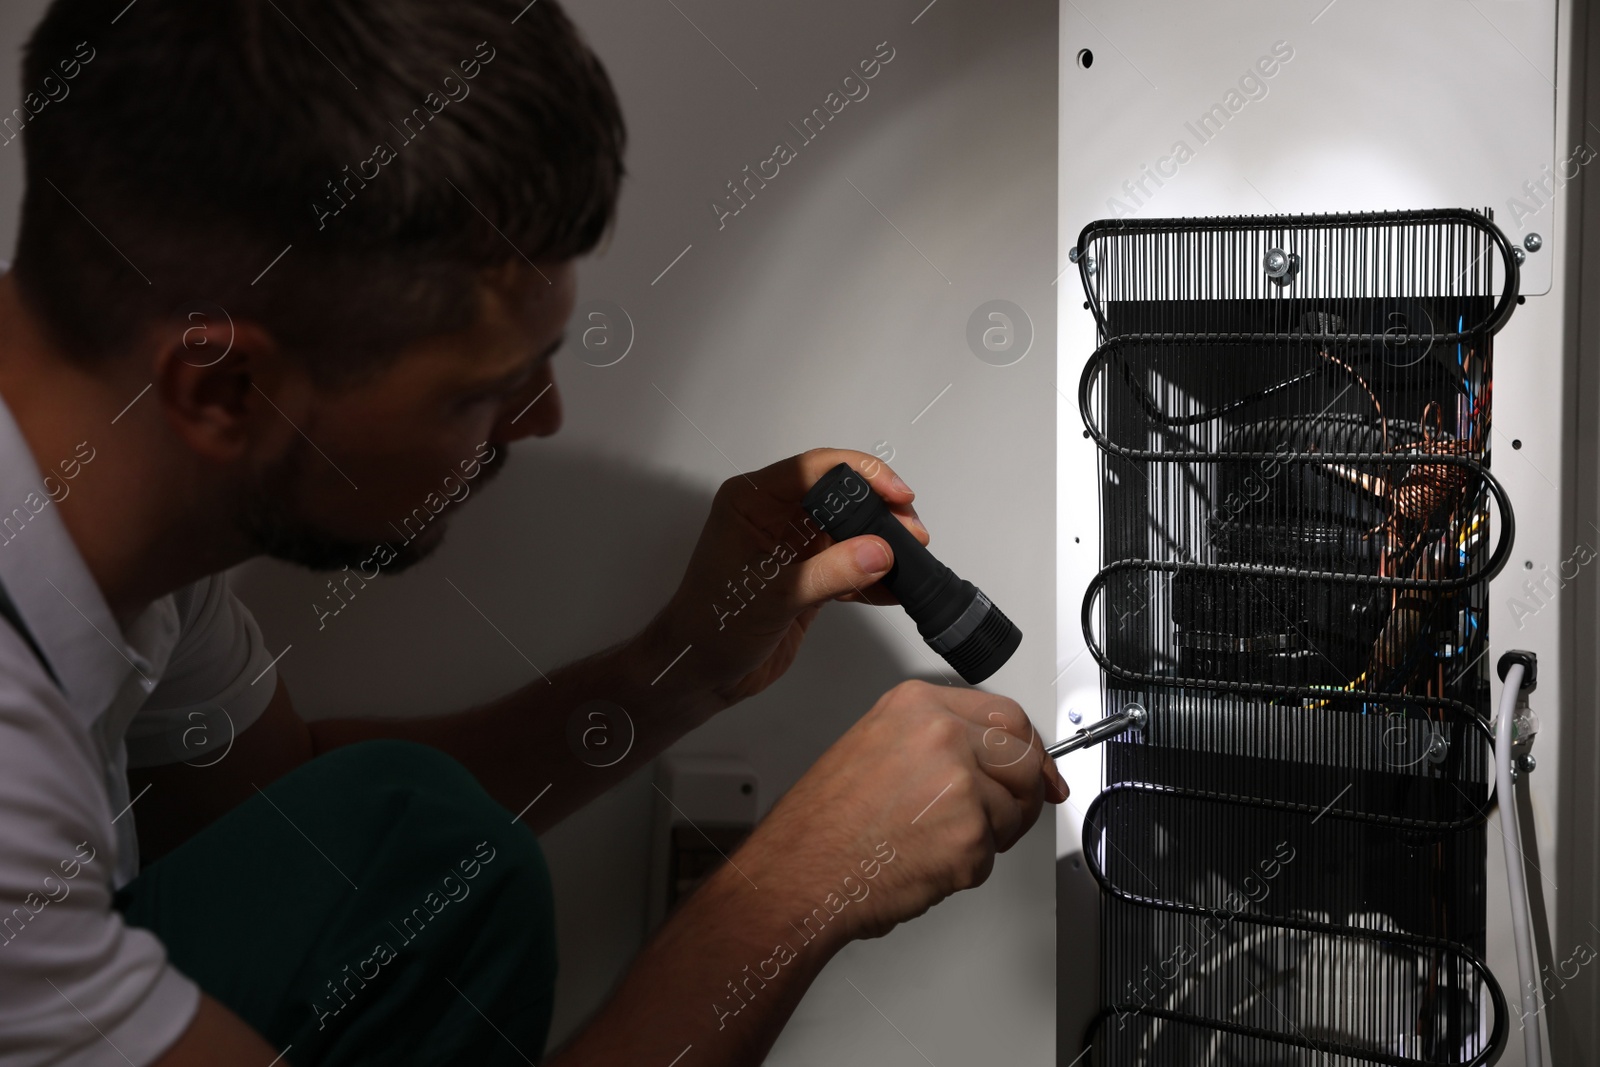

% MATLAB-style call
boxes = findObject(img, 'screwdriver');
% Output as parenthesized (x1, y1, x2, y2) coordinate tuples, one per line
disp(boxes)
(1046, 703, 1147, 760)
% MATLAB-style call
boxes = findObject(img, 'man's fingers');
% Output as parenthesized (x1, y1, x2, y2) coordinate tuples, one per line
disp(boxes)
(746, 448, 930, 546)
(784, 535, 894, 610)
(968, 717, 1045, 806)
(970, 770, 1026, 854)
(960, 738, 1046, 854)
(960, 699, 1068, 808)
(752, 447, 915, 506)
(1044, 756, 1069, 803)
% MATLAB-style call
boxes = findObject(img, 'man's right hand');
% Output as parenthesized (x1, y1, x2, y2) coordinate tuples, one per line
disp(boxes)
(737, 679, 1069, 943)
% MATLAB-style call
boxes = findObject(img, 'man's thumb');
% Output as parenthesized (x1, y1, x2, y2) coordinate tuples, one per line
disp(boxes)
(851, 536, 892, 576)
(802, 535, 893, 604)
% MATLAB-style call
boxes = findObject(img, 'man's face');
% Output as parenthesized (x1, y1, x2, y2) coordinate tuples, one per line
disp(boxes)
(238, 260, 575, 573)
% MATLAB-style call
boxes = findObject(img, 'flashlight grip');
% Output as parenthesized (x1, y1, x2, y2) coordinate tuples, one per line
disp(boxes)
(802, 464, 969, 638)
(802, 463, 1021, 684)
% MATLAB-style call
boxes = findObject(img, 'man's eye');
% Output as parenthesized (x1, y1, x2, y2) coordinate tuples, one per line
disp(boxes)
(463, 374, 522, 404)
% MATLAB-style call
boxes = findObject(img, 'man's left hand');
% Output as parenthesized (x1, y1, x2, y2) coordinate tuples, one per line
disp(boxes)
(646, 447, 928, 709)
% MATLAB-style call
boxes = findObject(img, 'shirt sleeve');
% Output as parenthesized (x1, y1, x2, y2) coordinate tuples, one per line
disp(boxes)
(124, 572, 280, 769)
(0, 671, 200, 1067)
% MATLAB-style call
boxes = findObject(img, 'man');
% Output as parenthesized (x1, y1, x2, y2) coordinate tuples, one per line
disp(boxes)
(0, 1, 1066, 1064)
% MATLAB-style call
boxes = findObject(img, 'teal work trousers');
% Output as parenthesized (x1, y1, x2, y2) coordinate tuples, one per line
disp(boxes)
(113, 740, 559, 1066)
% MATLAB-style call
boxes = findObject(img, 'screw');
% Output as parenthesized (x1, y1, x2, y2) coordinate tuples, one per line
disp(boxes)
(1513, 247, 1527, 265)
(1264, 249, 1289, 277)
(1425, 733, 1449, 765)
(1126, 703, 1148, 729)
(1067, 708, 1082, 725)
(1524, 233, 1543, 253)
(1068, 247, 1081, 263)
(1518, 754, 1538, 774)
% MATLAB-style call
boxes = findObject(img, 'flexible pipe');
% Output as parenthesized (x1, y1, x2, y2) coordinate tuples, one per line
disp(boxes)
(1495, 662, 1542, 1067)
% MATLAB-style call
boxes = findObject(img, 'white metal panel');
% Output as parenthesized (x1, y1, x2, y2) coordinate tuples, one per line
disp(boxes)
(1057, 0, 1558, 291)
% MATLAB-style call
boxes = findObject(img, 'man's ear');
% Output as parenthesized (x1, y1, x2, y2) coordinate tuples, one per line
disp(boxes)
(151, 308, 293, 464)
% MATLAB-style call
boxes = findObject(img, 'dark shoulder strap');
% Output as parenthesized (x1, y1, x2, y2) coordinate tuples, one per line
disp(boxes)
(0, 574, 62, 691)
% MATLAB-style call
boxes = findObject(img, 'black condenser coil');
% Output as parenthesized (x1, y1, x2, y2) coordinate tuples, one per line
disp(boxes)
(1073, 210, 1519, 1066)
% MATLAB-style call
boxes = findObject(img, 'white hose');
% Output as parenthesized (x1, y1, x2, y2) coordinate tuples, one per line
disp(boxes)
(1495, 662, 1542, 1067)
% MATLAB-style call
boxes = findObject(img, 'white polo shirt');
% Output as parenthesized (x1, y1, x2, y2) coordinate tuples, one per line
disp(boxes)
(0, 384, 280, 1065)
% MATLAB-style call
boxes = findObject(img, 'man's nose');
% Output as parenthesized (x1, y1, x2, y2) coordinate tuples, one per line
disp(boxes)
(495, 365, 563, 442)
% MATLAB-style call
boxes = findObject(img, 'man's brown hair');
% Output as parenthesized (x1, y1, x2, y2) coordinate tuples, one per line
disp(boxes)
(11, 0, 626, 382)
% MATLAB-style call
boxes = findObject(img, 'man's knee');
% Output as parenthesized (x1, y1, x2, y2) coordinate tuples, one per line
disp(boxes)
(291, 739, 500, 822)
(301, 738, 480, 799)
(280, 738, 555, 957)
(279, 739, 549, 895)
(243, 742, 557, 1061)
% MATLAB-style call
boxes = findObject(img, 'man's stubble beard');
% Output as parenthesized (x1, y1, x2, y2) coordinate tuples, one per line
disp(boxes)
(236, 440, 506, 574)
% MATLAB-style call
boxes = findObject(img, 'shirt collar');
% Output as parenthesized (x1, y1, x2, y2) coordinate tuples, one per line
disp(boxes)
(0, 388, 174, 731)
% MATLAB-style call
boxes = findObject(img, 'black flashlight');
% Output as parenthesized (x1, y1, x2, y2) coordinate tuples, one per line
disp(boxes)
(801, 462, 1022, 684)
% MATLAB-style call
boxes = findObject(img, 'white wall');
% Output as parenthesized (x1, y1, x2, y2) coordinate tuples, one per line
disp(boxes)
(0, 0, 1061, 1061)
